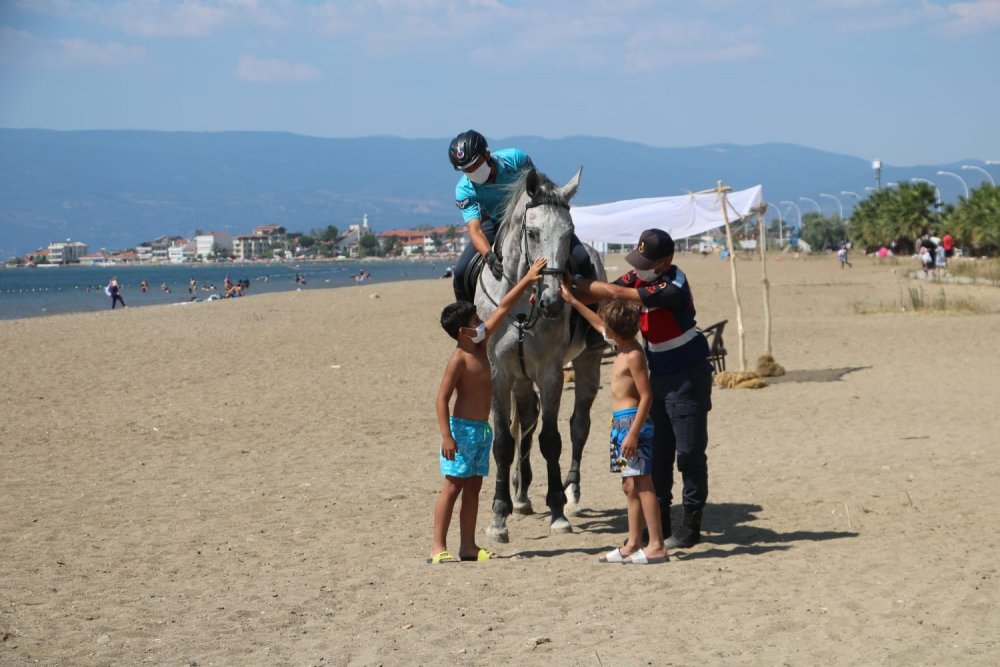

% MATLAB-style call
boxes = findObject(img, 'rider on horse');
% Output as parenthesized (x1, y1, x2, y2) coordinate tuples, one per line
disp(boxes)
(448, 129, 595, 303)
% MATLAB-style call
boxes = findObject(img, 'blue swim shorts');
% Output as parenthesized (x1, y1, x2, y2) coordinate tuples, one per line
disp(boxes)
(609, 407, 653, 478)
(440, 416, 493, 478)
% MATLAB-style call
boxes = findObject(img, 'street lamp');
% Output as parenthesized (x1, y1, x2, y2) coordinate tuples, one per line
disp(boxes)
(961, 164, 995, 187)
(819, 193, 844, 220)
(936, 170, 970, 198)
(799, 196, 823, 215)
(910, 178, 942, 208)
(780, 200, 802, 228)
(872, 159, 882, 189)
(840, 191, 862, 217)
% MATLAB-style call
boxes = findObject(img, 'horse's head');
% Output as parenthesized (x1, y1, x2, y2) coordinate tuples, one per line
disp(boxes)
(510, 167, 582, 318)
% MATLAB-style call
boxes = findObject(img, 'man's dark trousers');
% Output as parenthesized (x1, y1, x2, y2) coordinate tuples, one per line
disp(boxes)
(649, 360, 713, 512)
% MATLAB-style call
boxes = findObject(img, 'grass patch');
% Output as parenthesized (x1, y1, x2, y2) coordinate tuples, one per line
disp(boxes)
(852, 285, 985, 314)
(947, 258, 1000, 285)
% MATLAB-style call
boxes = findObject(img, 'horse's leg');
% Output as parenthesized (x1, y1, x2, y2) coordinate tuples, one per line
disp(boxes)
(564, 347, 603, 514)
(511, 379, 539, 515)
(487, 381, 515, 543)
(536, 368, 571, 533)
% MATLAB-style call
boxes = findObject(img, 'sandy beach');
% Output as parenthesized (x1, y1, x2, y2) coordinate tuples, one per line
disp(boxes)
(2, 253, 999, 666)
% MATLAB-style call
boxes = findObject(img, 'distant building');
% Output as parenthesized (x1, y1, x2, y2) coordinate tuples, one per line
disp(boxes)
(195, 232, 234, 260)
(108, 250, 138, 264)
(48, 240, 88, 264)
(79, 249, 137, 265)
(231, 225, 287, 260)
(137, 235, 185, 263)
(253, 225, 287, 244)
(233, 234, 266, 260)
(78, 252, 110, 266)
(334, 215, 372, 257)
(378, 225, 466, 256)
(168, 240, 197, 264)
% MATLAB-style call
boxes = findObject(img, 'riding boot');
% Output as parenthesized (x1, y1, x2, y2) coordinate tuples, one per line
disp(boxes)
(664, 506, 702, 548)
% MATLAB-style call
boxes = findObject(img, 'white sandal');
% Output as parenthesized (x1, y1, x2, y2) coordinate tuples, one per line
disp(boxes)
(598, 547, 626, 563)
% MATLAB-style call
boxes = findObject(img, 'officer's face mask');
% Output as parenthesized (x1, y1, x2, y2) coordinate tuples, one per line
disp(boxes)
(466, 159, 491, 185)
(635, 267, 661, 282)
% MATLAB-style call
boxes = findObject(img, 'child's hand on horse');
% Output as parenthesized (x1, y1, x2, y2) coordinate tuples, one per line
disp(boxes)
(525, 257, 547, 281)
(558, 279, 577, 304)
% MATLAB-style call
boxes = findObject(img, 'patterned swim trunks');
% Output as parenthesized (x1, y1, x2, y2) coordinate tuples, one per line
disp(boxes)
(440, 416, 493, 478)
(609, 407, 653, 478)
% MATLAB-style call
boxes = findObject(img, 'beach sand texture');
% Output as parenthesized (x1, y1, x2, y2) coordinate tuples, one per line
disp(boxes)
(2, 255, 999, 666)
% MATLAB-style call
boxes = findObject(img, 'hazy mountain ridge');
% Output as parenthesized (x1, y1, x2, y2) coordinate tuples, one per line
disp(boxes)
(0, 129, 976, 257)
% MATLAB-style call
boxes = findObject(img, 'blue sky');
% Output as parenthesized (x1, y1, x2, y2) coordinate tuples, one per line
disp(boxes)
(1, 0, 998, 166)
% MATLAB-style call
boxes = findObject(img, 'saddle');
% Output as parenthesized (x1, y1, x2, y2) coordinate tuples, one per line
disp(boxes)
(460, 220, 510, 304)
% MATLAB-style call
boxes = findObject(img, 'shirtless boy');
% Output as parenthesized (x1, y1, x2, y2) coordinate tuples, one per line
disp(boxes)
(429, 257, 548, 563)
(561, 281, 668, 564)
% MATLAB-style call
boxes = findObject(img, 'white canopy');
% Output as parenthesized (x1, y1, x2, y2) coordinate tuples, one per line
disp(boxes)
(571, 185, 764, 244)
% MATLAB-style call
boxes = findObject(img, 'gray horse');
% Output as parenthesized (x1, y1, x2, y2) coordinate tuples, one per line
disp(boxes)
(475, 168, 607, 542)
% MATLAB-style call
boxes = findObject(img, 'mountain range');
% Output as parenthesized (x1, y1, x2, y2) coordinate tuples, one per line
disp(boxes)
(0, 128, 983, 258)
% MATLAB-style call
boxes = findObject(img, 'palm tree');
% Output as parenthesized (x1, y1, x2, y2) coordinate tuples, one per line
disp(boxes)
(946, 184, 1000, 255)
(848, 183, 938, 253)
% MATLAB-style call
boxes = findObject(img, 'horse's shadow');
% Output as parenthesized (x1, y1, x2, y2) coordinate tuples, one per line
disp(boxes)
(513, 502, 858, 559)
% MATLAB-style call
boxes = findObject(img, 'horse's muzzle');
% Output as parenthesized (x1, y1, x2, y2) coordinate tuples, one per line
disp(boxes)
(538, 290, 564, 319)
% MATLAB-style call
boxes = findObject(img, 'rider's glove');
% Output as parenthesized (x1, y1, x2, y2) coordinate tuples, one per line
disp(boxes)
(486, 251, 504, 280)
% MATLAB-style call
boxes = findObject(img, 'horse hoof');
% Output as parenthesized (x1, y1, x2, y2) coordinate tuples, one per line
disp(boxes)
(549, 517, 573, 534)
(486, 525, 510, 543)
(564, 484, 581, 512)
(564, 498, 580, 516)
(513, 499, 534, 515)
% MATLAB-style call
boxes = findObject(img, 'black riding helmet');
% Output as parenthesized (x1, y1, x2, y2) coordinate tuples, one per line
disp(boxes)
(448, 130, 488, 170)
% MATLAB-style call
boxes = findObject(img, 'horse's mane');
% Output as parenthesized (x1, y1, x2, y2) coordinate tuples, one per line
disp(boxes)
(498, 170, 566, 231)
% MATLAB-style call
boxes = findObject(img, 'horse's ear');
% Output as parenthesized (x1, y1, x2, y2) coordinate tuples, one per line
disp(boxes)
(525, 168, 540, 198)
(559, 166, 583, 202)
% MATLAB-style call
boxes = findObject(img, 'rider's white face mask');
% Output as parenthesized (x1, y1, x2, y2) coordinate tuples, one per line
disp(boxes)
(470, 322, 487, 343)
(635, 268, 661, 282)
(466, 159, 492, 185)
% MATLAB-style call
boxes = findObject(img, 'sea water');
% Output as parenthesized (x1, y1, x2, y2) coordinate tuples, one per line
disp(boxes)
(0, 259, 455, 320)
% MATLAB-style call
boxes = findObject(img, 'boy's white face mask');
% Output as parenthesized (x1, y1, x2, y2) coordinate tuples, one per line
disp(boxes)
(602, 328, 616, 350)
(469, 322, 487, 343)
(466, 160, 491, 185)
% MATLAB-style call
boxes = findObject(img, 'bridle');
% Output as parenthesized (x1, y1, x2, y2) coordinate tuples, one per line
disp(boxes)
(477, 195, 570, 375)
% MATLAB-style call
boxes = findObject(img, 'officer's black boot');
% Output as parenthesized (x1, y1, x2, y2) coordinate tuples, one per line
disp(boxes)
(664, 506, 702, 548)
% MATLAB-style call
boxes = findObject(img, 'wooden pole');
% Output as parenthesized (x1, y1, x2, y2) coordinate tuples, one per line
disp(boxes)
(717, 180, 746, 371)
(758, 206, 773, 356)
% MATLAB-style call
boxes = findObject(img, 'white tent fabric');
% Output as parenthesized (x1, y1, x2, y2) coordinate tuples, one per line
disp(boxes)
(570, 185, 764, 244)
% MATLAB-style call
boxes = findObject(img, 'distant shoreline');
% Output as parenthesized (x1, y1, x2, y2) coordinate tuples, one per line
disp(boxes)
(3, 254, 459, 270)
(0, 257, 456, 321)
